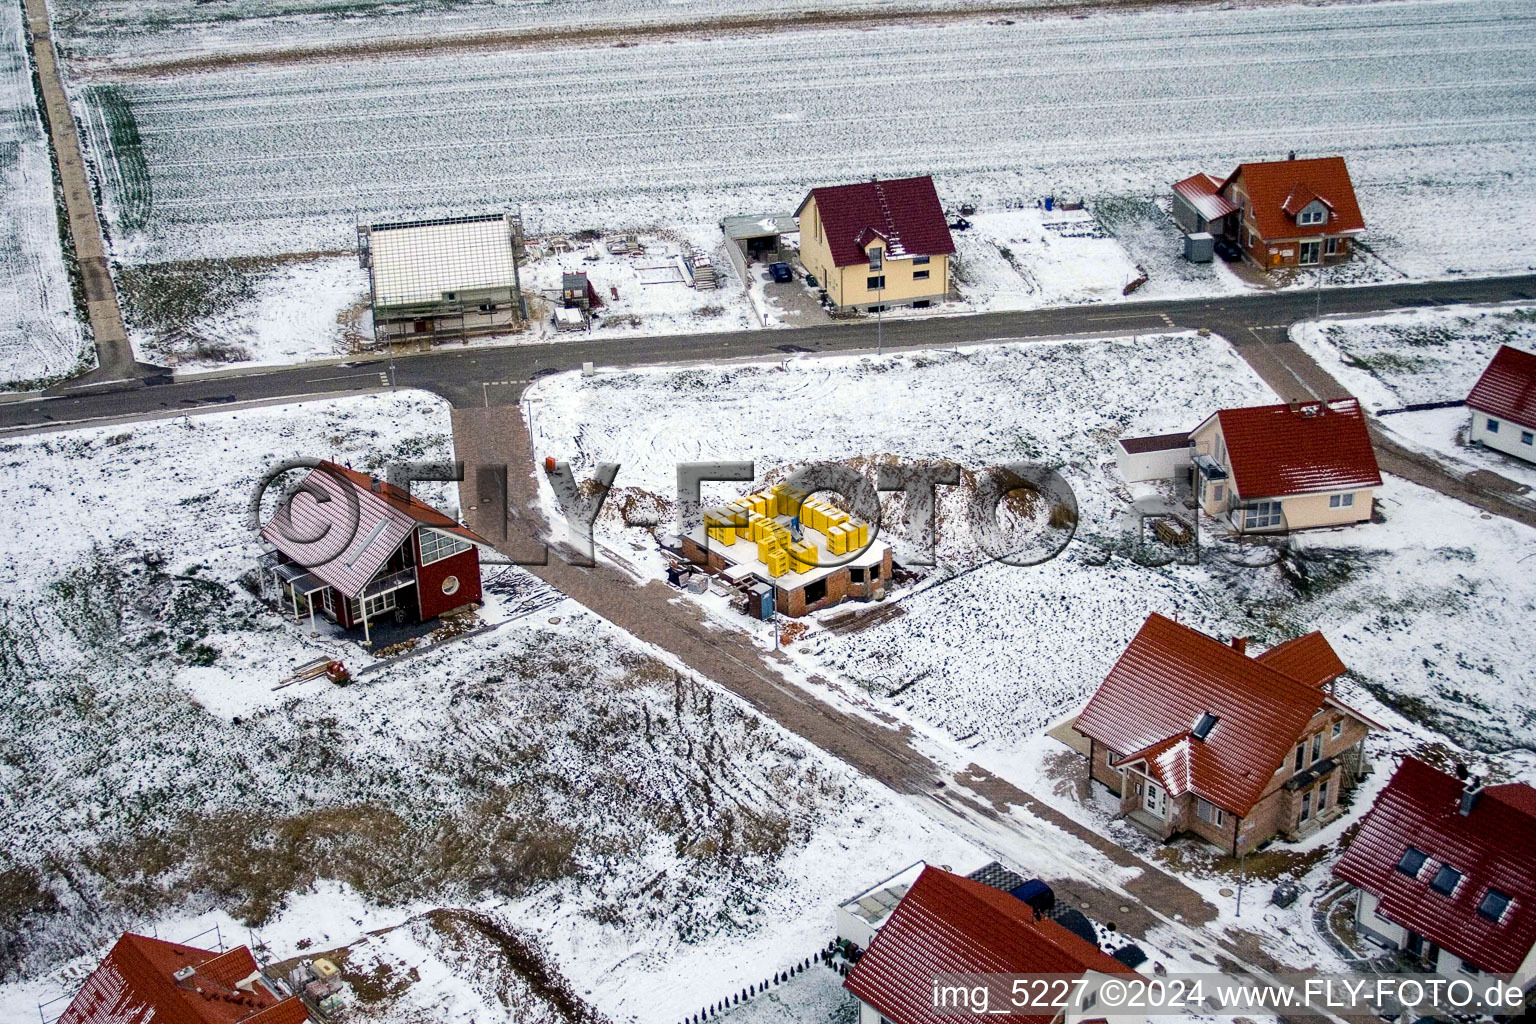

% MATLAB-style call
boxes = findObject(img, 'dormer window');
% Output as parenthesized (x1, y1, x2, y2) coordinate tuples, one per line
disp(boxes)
(868, 246, 883, 272)
(1297, 202, 1328, 227)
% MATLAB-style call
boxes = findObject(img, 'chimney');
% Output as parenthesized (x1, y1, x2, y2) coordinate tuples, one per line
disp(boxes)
(1459, 775, 1483, 816)
(369, 476, 381, 493)
(1288, 150, 1296, 160)
(1230, 636, 1249, 655)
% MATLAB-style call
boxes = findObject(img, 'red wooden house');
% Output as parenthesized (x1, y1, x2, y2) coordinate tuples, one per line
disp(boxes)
(259, 461, 491, 644)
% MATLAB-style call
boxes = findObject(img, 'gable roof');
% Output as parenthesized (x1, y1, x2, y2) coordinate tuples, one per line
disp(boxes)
(1254, 631, 1348, 688)
(1333, 757, 1536, 974)
(1223, 156, 1365, 241)
(796, 176, 956, 267)
(1172, 172, 1239, 222)
(1466, 344, 1536, 432)
(1075, 614, 1372, 815)
(260, 460, 490, 599)
(1203, 398, 1382, 499)
(58, 933, 309, 1024)
(844, 866, 1135, 1024)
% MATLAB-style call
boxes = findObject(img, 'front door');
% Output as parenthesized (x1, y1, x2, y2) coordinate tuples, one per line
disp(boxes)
(1300, 241, 1321, 265)
(1144, 780, 1168, 819)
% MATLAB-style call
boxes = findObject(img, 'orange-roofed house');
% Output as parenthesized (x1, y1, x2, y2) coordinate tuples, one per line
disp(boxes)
(1188, 398, 1381, 532)
(57, 933, 310, 1024)
(843, 865, 1145, 1024)
(1073, 613, 1380, 855)
(1466, 344, 1536, 465)
(1174, 155, 1365, 269)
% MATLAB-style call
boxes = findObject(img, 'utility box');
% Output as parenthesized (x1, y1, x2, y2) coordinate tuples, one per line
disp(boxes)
(747, 583, 774, 621)
(1184, 231, 1214, 264)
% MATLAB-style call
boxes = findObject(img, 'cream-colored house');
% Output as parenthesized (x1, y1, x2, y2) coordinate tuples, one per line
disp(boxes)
(795, 176, 954, 312)
(1187, 398, 1380, 532)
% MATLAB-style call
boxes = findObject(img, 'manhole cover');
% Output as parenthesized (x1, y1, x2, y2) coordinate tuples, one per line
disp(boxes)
(548, 617, 561, 625)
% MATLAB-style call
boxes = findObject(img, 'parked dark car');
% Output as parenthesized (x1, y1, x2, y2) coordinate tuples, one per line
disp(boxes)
(1213, 238, 1243, 262)
(768, 262, 793, 283)
(949, 217, 972, 231)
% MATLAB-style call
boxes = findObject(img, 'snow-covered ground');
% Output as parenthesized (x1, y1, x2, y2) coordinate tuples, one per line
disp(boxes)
(0, 391, 1003, 1024)
(70, 0, 1536, 279)
(0, 1, 88, 388)
(1293, 304, 1536, 489)
(526, 331, 1536, 769)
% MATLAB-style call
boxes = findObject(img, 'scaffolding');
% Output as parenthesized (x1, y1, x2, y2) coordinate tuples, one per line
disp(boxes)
(357, 211, 526, 346)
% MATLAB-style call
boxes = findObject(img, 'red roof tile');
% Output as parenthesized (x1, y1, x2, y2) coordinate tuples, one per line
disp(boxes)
(798, 176, 956, 267)
(1333, 757, 1536, 975)
(1254, 631, 1347, 688)
(1172, 173, 1238, 222)
(1210, 399, 1382, 499)
(260, 460, 490, 599)
(844, 866, 1136, 1024)
(1466, 345, 1536, 432)
(58, 934, 310, 1024)
(1221, 156, 1365, 241)
(1074, 614, 1370, 815)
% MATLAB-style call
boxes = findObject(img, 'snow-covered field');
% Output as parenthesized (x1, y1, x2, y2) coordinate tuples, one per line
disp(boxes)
(0, 391, 993, 1023)
(1293, 304, 1536, 488)
(71, 0, 1536, 282)
(0, 2, 87, 388)
(526, 331, 1536, 767)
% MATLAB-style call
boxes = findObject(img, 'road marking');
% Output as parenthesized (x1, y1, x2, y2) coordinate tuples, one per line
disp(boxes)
(1159, 312, 1175, 327)
(306, 371, 386, 383)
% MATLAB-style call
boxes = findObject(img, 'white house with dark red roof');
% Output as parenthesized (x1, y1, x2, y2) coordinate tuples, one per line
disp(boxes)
(1072, 613, 1379, 854)
(843, 865, 1144, 1024)
(1334, 757, 1536, 987)
(258, 460, 494, 645)
(1466, 344, 1536, 464)
(795, 176, 955, 313)
(58, 932, 310, 1024)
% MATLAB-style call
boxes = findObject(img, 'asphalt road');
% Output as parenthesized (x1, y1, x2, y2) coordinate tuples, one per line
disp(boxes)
(6, 273, 1536, 434)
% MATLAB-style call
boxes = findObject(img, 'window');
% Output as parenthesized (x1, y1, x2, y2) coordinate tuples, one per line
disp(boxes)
(1522, 431, 1534, 446)
(349, 589, 398, 623)
(1295, 744, 1306, 772)
(1397, 847, 1428, 877)
(1196, 798, 1224, 826)
(1311, 732, 1323, 762)
(441, 574, 460, 596)
(1106, 749, 1118, 767)
(1243, 501, 1283, 530)
(1329, 493, 1354, 508)
(1487, 418, 1500, 433)
(913, 255, 931, 265)
(1332, 720, 1343, 739)
(1325, 237, 1339, 255)
(1459, 960, 1480, 976)
(419, 528, 472, 565)
(1300, 791, 1312, 821)
(913, 270, 930, 281)
(1299, 207, 1326, 226)
(1213, 484, 1225, 502)
(1299, 240, 1321, 265)
(1318, 780, 1329, 809)
(477, 302, 495, 314)
(866, 275, 885, 290)
(1478, 888, 1510, 922)
(1431, 865, 1462, 896)
(1192, 712, 1219, 740)
(868, 247, 883, 272)
(321, 588, 334, 614)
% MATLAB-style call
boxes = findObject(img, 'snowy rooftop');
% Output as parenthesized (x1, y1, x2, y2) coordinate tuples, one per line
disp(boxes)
(838, 860, 926, 929)
(721, 212, 798, 241)
(367, 214, 518, 308)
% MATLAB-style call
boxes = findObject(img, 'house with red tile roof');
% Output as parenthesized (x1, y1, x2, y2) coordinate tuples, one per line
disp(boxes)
(795, 176, 954, 313)
(843, 865, 1144, 1024)
(1073, 613, 1379, 855)
(1173, 155, 1364, 269)
(1333, 757, 1536, 987)
(57, 932, 310, 1024)
(1187, 398, 1381, 532)
(258, 460, 493, 645)
(1466, 345, 1536, 465)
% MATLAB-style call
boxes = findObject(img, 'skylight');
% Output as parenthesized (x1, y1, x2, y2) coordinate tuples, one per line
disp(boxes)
(1192, 712, 1219, 741)
(1478, 888, 1510, 922)
(1397, 847, 1427, 877)
(1431, 864, 1463, 896)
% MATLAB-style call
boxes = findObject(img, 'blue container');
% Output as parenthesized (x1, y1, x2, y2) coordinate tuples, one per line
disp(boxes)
(1044, 195, 1055, 211)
